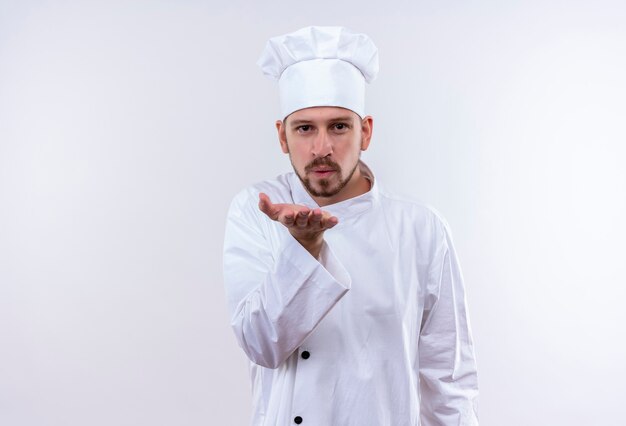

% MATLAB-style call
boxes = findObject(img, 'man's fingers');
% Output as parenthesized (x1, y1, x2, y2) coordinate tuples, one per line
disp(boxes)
(258, 193, 278, 219)
(322, 215, 339, 229)
(283, 210, 296, 226)
(258, 193, 270, 213)
(295, 209, 310, 227)
(310, 209, 322, 227)
(258, 195, 338, 230)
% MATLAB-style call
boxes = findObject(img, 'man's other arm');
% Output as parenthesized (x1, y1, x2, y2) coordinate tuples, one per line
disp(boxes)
(418, 217, 480, 425)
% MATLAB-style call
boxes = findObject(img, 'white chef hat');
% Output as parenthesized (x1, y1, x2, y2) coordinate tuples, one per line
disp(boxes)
(257, 25, 379, 120)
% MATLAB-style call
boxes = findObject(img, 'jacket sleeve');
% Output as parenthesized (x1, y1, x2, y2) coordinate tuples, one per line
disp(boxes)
(222, 189, 352, 369)
(418, 217, 480, 425)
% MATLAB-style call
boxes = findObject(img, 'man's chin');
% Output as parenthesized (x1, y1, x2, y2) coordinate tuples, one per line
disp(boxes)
(308, 186, 339, 198)
(305, 180, 342, 197)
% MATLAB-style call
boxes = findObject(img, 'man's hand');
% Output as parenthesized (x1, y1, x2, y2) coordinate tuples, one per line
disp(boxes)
(258, 192, 338, 259)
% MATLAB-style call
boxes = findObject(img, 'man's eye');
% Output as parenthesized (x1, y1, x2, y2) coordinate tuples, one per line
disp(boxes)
(334, 123, 348, 130)
(298, 125, 311, 132)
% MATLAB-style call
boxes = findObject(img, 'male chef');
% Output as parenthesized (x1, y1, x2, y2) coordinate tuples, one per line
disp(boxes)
(222, 25, 479, 426)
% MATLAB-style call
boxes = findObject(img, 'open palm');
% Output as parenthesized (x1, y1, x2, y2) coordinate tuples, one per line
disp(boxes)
(257, 192, 339, 242)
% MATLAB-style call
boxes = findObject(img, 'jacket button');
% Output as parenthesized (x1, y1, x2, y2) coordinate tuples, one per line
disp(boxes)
(294, 416, 303, 424)
(301, 351, 310, 359)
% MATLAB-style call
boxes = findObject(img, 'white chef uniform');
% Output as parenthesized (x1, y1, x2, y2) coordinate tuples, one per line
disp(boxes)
(223, 159, 480, 425)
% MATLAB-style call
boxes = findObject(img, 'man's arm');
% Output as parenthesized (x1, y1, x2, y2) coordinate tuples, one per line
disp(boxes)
(418, 217, 479, 425)
(222, 190, 351, 369)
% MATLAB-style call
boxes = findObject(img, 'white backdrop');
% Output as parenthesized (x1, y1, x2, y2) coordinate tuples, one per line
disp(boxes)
(1, 1, 625, 425)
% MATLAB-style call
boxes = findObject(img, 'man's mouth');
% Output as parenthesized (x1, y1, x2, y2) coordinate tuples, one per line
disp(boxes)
(312, 168, 335, 176)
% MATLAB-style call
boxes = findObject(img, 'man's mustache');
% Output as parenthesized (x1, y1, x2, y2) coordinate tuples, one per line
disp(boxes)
(306, 159, 340, 171)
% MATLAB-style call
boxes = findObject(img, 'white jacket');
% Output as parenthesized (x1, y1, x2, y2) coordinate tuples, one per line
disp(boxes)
(223, 160, 479, 426)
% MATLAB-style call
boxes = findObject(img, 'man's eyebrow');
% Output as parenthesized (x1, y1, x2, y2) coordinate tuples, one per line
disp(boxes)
(289, 119, 312, 127)
(290, 116, 355, 127)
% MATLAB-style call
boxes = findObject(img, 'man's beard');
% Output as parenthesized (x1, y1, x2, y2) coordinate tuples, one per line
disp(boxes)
(290, 151, 361, 198)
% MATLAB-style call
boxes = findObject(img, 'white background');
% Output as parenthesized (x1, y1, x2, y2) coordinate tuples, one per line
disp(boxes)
(1, 1, 625, 425)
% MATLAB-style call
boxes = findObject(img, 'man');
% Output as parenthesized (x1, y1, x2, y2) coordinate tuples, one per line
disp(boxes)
(223, 26, 479, 426)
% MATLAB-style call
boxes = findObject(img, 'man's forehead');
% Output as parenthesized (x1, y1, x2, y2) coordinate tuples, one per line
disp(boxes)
(286, 107, 359, 124)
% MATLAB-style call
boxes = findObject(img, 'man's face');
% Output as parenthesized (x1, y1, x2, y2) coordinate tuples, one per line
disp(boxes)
(276, 106, 373, 201)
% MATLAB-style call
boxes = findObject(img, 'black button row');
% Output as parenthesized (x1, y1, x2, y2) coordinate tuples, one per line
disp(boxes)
(294, 349, 309, 423)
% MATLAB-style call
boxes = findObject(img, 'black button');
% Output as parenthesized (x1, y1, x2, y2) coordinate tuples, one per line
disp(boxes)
(301, 351, 310, 359)
(294, 416, 303, 424)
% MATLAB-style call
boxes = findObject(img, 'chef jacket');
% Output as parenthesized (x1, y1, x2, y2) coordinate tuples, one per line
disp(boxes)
(222, 159, 479, 425)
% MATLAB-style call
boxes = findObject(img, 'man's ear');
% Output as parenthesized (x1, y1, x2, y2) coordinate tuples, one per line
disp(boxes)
(360, 115, 373, 151)
(276, 120, 289, 154)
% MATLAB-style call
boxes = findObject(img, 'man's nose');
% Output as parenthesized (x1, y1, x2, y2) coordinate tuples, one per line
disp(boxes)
(311, 130, 333, 158)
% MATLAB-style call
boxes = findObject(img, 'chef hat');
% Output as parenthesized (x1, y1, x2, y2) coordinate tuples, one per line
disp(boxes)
(257, 25, 379, 120)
